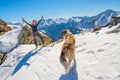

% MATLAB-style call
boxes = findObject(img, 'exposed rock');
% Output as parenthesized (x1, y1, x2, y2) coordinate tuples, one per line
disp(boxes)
(93, 27, 102, 32)
(18, 25, 51, 45)
(0, 19, 12, 35)
(107, 25, 120, 34)
(0, 52, 7, 65)
(104, 16, 120, 28)
(111, 16, 120, 25)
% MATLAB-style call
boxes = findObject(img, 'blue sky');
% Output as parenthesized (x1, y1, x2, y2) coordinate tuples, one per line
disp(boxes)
(0, 0, 120, 22)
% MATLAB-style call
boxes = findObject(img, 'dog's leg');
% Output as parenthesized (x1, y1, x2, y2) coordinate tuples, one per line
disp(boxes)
(60, 52, 70, 73)
(61, 60, 70, 73)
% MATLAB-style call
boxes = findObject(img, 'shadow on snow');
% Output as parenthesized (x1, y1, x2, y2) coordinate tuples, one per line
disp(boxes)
(12, 47, 44, 75)
(59, 58, 78, 80)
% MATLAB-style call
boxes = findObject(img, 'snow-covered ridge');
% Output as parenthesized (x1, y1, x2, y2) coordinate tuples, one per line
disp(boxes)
(7, 21, 22, 26)
(38, 9, 120, 41)
(0, 27, 22, 53)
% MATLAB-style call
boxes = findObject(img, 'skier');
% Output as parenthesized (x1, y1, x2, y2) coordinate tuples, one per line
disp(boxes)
(22, 16, 44, 49)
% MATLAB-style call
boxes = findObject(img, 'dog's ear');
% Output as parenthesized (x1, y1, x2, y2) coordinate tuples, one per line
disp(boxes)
(61, 30, 67, 36)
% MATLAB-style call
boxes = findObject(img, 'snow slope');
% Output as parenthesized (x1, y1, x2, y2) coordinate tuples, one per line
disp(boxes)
(0, 27, 22, 53)
(0, 23, 120, 80)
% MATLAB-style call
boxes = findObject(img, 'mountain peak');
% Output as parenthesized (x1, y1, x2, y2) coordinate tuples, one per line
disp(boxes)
(105, 9, 115, 12)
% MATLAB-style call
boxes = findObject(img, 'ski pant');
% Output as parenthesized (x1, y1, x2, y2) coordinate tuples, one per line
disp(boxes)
(32, 32, 44, 46)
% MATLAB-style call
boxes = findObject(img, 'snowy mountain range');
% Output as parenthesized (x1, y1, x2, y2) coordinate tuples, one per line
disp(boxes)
(37, 9, 120, 41)
(7, 9, 120, 41)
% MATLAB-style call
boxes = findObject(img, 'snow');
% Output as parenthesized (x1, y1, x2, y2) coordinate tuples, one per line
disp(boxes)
(0, 27, 22, 53)
(117, 13, 120, 17)
(55, 18, 68, 24)
(0, 23, 120, 80)
(108, 13, 113, 22)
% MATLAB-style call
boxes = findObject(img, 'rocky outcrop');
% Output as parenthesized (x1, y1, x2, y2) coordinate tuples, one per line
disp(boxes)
(104, 16, 120, 28)
(0, 52, 7, 65)
(0, 19, 12, 65)
(111, 17, 120, 25)
(0, 19, 12, 35)
(93, 27, 102, 32)
(107, 25, 120, 34)
(18, 25, 51, 45)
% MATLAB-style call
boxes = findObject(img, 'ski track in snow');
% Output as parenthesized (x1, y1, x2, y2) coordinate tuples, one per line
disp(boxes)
(0, 24, 120, 80)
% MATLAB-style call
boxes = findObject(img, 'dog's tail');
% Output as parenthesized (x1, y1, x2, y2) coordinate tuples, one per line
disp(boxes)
(60, 52, 69, 73)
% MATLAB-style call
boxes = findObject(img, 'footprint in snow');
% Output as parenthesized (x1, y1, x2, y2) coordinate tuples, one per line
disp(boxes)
(76, 48, 87, 53)
(103, 42, 110, 45)
(97, 49, 105, 52)
(87, 50, 94, 54)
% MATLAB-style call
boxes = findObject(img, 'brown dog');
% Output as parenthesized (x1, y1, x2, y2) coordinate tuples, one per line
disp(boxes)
(60, 29, 76, 73)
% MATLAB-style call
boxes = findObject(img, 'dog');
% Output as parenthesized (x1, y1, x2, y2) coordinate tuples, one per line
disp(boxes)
(60, 29, 76, 73)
